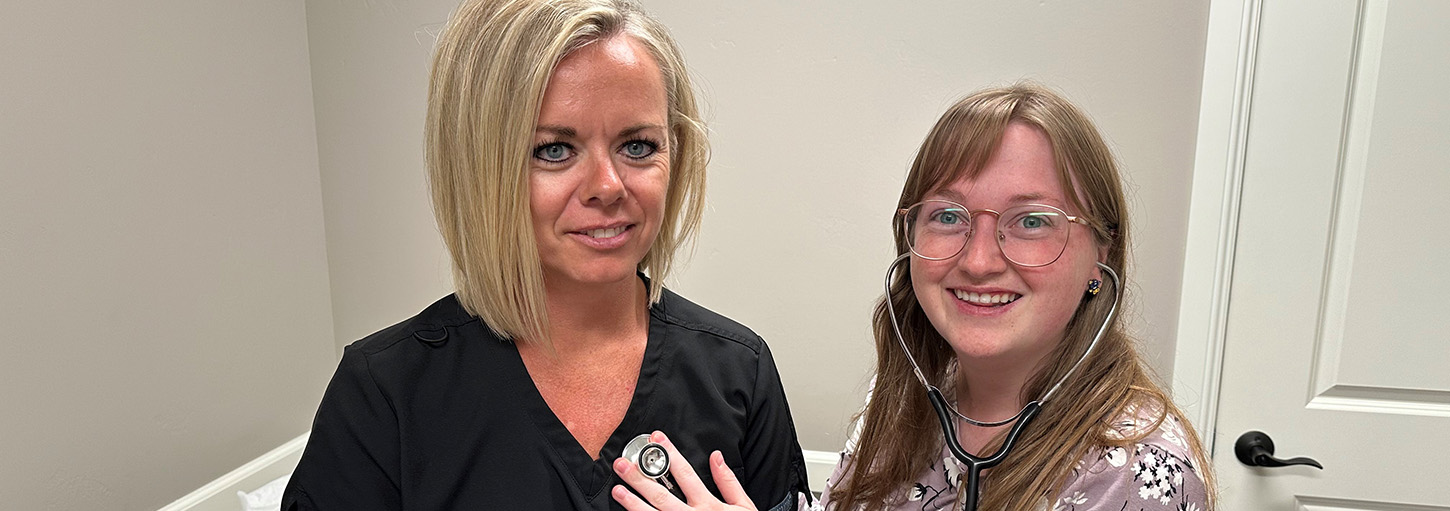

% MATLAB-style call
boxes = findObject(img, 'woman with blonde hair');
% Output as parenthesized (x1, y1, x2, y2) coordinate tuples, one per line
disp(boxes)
(282, 0, 810, 509)
(611, 83, 1214, 511)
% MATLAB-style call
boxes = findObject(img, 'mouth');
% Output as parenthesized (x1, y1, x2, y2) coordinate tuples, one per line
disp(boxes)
(577, 225, 632, 239)
(567, 223, 636, 248)
(951, 289, 1022, 307)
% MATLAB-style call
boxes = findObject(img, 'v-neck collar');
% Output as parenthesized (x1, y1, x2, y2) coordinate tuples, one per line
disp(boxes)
(509, 304, 671, 503)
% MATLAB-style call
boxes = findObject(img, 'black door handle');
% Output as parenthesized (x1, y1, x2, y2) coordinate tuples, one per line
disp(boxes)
(1234, 430, 1323, 469)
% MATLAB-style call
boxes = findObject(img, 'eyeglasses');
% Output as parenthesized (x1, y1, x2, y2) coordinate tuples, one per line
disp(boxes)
(899, 200, 1091, 267)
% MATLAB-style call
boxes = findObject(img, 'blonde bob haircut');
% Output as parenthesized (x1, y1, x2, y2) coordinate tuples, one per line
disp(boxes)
(426, 0, 708, 346)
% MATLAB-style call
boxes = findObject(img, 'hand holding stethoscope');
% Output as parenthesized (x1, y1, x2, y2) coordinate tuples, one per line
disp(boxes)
(611, 431, 760, 511)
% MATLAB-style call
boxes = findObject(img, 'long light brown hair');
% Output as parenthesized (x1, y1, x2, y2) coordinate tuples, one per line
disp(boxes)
(425, 0, 708, 347)
(829, 83, 1216, 510)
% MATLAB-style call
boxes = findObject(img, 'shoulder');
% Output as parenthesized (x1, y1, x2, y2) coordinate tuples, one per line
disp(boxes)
(337, 294, 508, 390)
(652, 287, 768, 356)
(346, 294, 483, 355)
(1057, 410, 1210, 510)
(1101, 401, 1201, 465)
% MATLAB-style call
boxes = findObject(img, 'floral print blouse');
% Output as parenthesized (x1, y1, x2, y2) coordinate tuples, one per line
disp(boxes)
(813, 404, 1210, 511)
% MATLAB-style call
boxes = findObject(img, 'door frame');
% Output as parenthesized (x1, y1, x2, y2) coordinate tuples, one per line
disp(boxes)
(1170, 0, 1263, 454)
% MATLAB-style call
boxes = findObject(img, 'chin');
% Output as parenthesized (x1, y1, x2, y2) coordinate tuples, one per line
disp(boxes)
(944, 331, 1038, 362)
(949, 343, 1014, 362)
(549, 263, 641, 287)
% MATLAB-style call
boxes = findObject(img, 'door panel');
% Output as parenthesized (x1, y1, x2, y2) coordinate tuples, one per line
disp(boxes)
(1213, 0, 1450, 508)
(1330, 0, 1450, 395)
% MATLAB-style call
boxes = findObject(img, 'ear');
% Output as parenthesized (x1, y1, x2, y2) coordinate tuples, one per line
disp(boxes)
(1092, 242, 1109, 281)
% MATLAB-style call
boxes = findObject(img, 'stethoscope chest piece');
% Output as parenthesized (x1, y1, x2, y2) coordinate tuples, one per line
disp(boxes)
(622, 434, 670, 479)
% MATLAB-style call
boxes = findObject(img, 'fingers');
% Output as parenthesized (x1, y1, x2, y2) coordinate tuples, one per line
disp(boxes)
(611, 431, 758, 511)
(611, 482, 662, 511)
(612, 456, 679, 511)
(652, 431, 713, 504)
(709, 451, 755, 510)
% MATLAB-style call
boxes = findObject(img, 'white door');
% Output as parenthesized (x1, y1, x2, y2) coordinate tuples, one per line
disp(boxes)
(1201, 0, 1450, 508)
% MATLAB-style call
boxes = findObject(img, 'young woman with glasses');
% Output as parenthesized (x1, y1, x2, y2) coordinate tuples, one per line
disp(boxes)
(612, 83, 1215, 511)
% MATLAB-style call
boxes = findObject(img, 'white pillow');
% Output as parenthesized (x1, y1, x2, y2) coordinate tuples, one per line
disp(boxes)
(236, 474, 290, 511)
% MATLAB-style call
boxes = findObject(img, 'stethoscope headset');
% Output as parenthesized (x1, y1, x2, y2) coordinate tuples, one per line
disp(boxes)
(882, 252, 1121, 511)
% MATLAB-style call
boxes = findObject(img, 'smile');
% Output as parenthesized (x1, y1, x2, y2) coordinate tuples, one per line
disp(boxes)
(583, 225, 630, 239)
(568, 224, 635, 249)
(952, 290, 1021, 306)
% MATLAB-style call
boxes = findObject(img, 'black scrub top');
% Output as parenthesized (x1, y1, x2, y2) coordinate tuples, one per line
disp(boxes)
(282, 288, 811, 510)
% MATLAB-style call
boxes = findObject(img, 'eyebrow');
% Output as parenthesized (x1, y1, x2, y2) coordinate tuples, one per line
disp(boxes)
(1008, 192, 1054, 204)
(927, 189, 1060, 207)
(617, 123, 665, 138)
(535, 125, 576, 138)
(932, 189, 968, 203)
(533, 123, 666, 139)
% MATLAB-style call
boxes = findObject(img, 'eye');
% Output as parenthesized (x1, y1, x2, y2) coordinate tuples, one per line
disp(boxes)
(534, 142, 573, 163)
(1014, 211, 1058, 229)
(620, 140, 658, 159)
(930, 208, 968, 226)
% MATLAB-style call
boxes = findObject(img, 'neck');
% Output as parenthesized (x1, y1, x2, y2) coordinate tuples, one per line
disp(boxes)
(952, 351, 1048, 423)
(950, 353, 1046, 456)
(538, 274, 649, 357)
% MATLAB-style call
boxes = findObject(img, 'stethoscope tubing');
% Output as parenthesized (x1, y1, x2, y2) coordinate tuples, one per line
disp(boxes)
(882, 253, 1122, 510)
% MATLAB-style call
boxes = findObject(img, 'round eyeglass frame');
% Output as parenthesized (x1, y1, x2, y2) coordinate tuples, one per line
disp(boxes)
(898, 200, 1093, 267)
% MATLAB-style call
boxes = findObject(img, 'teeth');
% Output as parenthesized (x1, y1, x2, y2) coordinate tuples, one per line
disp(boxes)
(953, 290, 1021, 305)
(585, 226, 626, 238)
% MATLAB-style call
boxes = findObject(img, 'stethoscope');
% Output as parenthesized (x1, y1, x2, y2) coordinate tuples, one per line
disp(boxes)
(622, 434, 675, 490)
(882, 253, 1121, 511)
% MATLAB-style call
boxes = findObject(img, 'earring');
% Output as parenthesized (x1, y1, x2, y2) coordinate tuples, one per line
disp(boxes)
(1086, 279, 1102, 296)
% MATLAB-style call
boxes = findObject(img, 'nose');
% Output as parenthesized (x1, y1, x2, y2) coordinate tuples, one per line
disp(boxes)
(581, 152, 626, 206)
(957, 214, 1009, 277)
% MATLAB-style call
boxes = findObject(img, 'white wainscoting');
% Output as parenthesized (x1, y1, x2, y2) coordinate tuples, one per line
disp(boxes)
(158, 434, 308, 511)
(160, 433, 841, 510)
(802, 448, 841, 494)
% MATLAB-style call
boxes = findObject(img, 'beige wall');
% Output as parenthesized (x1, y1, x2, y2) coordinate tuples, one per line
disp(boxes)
(2, 0, 1209, 507)
(662, 1, 1213, 449)
(306, 0, 1211, 452)
(304, 1, 458, 351)
(0, 1, 336, 509)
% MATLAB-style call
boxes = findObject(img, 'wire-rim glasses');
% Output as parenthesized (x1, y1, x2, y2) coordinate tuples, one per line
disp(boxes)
(899, 200, 1091, 267)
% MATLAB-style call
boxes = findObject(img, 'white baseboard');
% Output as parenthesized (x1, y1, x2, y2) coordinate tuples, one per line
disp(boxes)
(160, 434, 839, 510)
(802, 449, 840, 493)
(159, 433, 309, 511)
